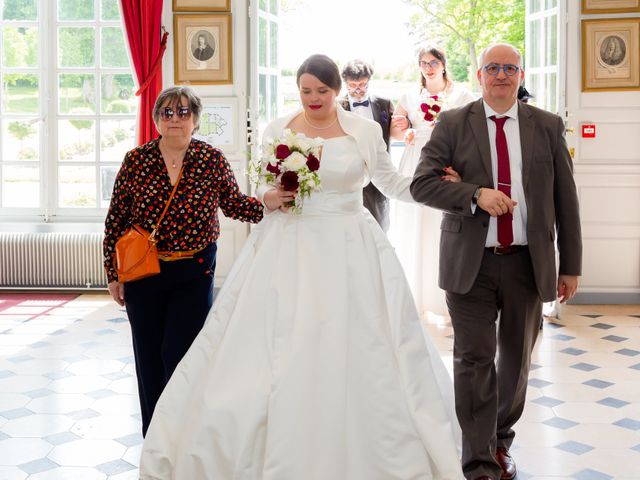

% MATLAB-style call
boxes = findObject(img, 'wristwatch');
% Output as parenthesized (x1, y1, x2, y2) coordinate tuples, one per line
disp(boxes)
(472, 187, 482, 204)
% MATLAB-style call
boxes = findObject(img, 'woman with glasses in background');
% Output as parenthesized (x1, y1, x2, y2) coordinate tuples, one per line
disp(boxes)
(103, 86, 263, 436)
(388, 45, 476, 317)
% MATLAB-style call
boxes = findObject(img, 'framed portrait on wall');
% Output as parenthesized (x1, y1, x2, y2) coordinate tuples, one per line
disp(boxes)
(582, 0, 640, 13)
(173, 0, 231, 11)
(174, 13, 233, 85)
(193, 97, 239, 152)
(582, 18, 640, 91)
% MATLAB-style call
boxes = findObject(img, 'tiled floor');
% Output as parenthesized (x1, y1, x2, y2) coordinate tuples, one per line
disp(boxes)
(0, 293, 639, 479)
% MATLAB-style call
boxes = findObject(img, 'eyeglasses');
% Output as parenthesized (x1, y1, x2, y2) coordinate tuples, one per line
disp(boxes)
(482, 63, 520, 76)
(159, 106, 192, 120)
(419, 59, 441, 69)
(346, 80, 369, 91)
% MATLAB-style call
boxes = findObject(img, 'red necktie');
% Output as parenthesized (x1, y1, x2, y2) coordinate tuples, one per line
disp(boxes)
(490, 115, 513, 247)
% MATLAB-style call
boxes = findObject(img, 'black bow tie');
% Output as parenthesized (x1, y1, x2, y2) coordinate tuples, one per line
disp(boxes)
(352, 100, 370, 108)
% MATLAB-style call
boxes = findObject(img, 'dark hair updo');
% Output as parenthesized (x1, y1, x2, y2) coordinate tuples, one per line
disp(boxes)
(296, 54, 342, 92)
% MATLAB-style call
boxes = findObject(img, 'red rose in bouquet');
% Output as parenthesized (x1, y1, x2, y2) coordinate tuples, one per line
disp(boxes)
(266, 162, 281, 175)
(275, 144, 291, 160)
(419, 95, 444, 123)
(281, 171, 300, 191)
(306, 153, 320, 172)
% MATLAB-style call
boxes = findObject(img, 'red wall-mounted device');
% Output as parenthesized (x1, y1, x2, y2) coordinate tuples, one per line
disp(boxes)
(581, 124, 596, 138)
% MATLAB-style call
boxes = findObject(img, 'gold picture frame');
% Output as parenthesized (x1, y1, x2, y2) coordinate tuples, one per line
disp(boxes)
(582, 0, 640, 13)
(174, 13, 233, 85)
(582, 18, 640, 92)
(173, 0, 231, 12)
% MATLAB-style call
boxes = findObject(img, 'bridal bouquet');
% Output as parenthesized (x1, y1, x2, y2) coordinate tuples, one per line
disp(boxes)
(249, 129, 323, 214)
(419, 95, 444, 124)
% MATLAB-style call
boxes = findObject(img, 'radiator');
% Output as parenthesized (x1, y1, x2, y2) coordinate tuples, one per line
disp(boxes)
(0, 232, 107, 289)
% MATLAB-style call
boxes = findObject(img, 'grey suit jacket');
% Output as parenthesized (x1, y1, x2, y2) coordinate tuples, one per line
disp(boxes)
(340, 95, 394, 231)
(410, 98, 582, 301)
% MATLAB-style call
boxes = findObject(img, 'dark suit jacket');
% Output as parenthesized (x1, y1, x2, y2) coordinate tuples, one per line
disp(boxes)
(340, 95, 394, 231)
(410, 99, 582, 301)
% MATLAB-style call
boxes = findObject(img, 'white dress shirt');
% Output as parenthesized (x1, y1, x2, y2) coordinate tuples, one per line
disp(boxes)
(349, 95, 374, 122)
(482, 100, 528, 247)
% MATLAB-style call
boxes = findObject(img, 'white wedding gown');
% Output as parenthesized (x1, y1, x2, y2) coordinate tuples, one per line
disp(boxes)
(139, 136, 463, 480)
(389, 85, 476, 316)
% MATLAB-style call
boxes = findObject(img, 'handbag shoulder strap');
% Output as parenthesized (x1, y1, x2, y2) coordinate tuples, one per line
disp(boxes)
(150, 165, 185, 239)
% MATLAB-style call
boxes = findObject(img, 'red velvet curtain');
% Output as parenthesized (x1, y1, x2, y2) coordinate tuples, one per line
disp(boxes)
(120, 0, 168, 145)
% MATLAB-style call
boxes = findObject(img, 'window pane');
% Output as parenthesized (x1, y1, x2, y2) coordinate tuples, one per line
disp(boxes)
(259, 0, 267, 10)
(259, 74, 267, 122)
(270, 0, 278, 14)
(101, 27, 128, 68)
(529, 19, 541, 68)
(528, 0, 541, 13)
(59, 27, 95, 67)
(547, 72, 557, 114)
(101, 74, 135, 114)
(1, 74, 39, 114)
(100, 119, 135, 162)
(100, 166, 118, 207)
(269, 22, 278, 68)
(59, 74, 95, 113)
(527, 74, 542, 109)
(101, 0, 120, 20)
(2, 120, 39, 161)
(270, 75, 278, 121)
(546, 15, 557, 67)
(58, 165, 96, 207)
(2, 165, 39, 207)
(2, 0, 37, 21)
(2, 27, 38, 68)
(58, 0, 95, 21)
(59, 119, 95, 162)
(259, 18, 267, 68)
(547, 0, 558, 8)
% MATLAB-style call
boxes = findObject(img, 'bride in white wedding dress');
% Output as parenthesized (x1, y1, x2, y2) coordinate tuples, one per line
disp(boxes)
(139, 54, 464, 480)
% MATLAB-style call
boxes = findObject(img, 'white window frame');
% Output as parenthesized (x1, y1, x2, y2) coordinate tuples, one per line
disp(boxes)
(0, 0, 136, 222)
(525, 0, 565, 115)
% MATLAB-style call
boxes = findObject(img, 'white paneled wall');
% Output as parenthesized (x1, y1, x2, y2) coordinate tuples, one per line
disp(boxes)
(576, 166, 640, 294)
(577, 122, 640, 163)
(567, 2, 640, 303)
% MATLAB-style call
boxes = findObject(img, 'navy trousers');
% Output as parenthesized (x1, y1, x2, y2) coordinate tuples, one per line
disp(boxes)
(124, 243, 217, 436)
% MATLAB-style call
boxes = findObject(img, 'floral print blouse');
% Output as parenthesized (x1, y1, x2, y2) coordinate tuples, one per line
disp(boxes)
(104, 137, 263, 282)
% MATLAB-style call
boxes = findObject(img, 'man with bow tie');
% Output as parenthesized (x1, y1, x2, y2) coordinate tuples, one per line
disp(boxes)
(340, 60, 395, 232)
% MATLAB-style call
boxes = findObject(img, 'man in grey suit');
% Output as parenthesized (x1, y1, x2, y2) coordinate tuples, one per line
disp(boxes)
(340, 60, 394, 231)
(411, 43, 582, 480)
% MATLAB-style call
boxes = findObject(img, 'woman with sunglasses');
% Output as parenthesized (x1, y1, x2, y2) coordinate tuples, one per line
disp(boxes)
(103, 86, 263, 436)
(389, 45, 476, 318)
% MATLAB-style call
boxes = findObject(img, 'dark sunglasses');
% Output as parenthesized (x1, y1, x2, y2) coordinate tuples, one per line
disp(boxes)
(159, 106, 192, 120)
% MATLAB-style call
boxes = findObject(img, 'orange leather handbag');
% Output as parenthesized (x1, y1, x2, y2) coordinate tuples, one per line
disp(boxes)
(114, 225, 160, 283)
(115, 167, 184, 283)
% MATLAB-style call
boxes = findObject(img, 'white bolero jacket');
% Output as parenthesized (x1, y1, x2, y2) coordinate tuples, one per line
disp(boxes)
(257, 105, 413, 204)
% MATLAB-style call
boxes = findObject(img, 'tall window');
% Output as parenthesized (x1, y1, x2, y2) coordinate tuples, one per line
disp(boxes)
(525, 0, 561, 114)
(0, 0, 136, 219)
